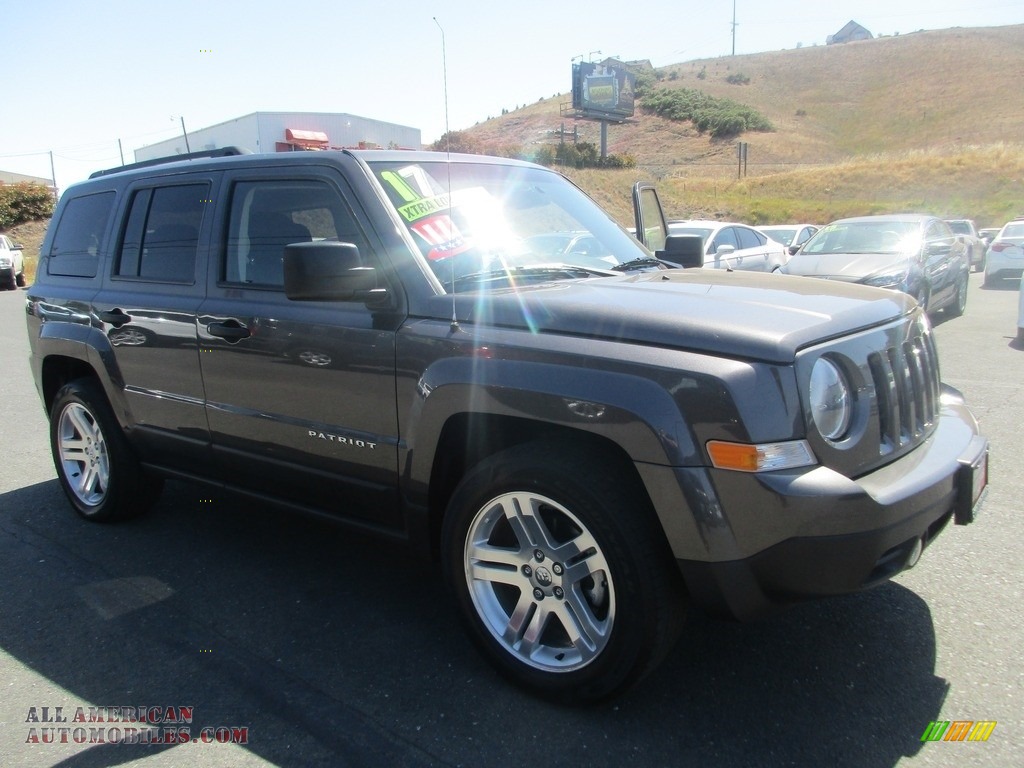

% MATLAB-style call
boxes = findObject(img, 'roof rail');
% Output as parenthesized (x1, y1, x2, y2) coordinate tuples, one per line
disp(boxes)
(88, 146, 252, 179)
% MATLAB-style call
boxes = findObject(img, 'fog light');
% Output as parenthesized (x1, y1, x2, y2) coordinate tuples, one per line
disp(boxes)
(905, 538, 923, 569)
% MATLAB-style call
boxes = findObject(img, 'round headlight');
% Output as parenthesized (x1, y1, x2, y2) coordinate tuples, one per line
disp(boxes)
(809, 358, 852, 441)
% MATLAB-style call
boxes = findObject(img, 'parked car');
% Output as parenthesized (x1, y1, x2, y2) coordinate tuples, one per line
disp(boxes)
(0, 234, 26, 289)
(25, 149, 988, 704)
(983, 219, 1024, 288)
(978, 227, 1000, 250)
(1018, 276, 1024, 341)
(668, 219, 788, 271)
(783, 214, 971, 316)
(944, 218, 985, 272)
(757, 224, 820, 251)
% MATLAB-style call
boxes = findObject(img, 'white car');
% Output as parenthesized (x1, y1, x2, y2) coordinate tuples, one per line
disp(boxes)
(983, 219, 1024, 288)
(1019, 274, 1024, 341)
(757, 224, 820, 252)
(668, 220, 787, 272)
(0, 234, 26, 289)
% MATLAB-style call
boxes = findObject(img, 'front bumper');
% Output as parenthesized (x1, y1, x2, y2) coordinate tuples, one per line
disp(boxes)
(661, 391, 987, 621)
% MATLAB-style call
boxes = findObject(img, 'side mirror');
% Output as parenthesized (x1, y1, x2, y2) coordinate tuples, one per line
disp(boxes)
(12, 243, 24, 251)
(283, 241, 388, 304)
(656, 234, 704, 268)
(788, 244, 800, 256)
(715, 244, 736, 257)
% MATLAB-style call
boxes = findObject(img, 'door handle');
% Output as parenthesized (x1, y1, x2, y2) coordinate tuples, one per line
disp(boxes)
(207, 321, 251, 341)
(99, 309, 131, 327)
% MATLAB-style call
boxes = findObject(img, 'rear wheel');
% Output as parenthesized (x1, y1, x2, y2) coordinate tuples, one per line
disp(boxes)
(50, 379, 163, 521)
(441, 440, 686, 704)
(16, 271, 25, 287)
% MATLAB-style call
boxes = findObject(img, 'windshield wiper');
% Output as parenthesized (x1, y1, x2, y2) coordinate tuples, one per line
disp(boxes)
(611, 256, 680, 272)
(453, 263, 618, 286)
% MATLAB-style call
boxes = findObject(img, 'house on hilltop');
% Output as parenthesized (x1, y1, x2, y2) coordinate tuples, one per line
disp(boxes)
(827, 21, 873, 44)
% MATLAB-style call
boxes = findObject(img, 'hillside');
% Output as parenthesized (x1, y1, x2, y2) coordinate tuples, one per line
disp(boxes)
(456, 24, 1024, 226)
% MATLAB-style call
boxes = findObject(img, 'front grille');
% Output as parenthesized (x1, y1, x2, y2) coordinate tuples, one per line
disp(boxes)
(867, 324, 941, 457)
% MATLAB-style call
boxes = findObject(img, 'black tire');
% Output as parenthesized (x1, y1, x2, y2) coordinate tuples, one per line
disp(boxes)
(49, 378, 163, 521)
(914, 285, 929, 312)
(946, 272, 968, 318)
(441, 440, 686, 704)
(16, 272, 26, 287)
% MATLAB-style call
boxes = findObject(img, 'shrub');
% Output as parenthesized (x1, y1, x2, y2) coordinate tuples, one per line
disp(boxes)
(429, 131, 481, 154)
(725, 73, 750, 85)
(639, 88, 773, 137)
(0, 182, 55, 228)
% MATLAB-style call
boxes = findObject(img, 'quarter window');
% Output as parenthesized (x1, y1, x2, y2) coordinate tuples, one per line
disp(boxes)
(47, 191, 116, 278)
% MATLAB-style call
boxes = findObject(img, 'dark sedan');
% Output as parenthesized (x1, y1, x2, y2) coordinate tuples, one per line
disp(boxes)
(783, 214, 970, 316)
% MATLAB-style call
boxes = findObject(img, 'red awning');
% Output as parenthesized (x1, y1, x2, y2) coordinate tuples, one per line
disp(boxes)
(284, 128, 329, 148)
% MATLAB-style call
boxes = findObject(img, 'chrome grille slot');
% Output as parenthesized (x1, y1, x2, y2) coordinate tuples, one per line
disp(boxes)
(868, 324, 940, 456)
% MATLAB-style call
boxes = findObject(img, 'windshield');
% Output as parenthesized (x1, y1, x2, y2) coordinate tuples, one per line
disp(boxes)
(667, 225, 714, 243)
(947, 221, 971, 235)
(1001, 222, 1024, 240)
(367, 159, 651, 291)
(801, 220, 920, 255)
(761, 227, 796, 246)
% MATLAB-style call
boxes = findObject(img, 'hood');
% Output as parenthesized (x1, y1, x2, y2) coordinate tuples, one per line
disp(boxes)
(434, 270, 914, 364)
(784, 251, 912, 282)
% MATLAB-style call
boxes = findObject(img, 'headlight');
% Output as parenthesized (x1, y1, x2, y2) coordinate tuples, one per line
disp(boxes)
(809, 357, 851, 441)
(0, 257, 12, 268)
(862, 270, 909, 289)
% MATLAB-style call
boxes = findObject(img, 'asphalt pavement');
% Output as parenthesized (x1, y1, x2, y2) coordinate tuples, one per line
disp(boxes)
(0, 271, 1020, 767)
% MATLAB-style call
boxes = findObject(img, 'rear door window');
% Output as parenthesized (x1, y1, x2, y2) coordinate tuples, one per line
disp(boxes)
(736, 226, 765, 249)
(116, 184, 208, 283)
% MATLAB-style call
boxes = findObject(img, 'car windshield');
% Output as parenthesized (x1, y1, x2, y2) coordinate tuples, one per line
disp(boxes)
(1001, 222, 1024, 239)
(367, 159, 652, 291)
(762, 228, 797, 245)
(668, 225, 714, 242)
(801, 220, 920, 255)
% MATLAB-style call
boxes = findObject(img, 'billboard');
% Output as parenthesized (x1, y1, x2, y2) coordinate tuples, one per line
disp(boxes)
(571, 60, 636, 120)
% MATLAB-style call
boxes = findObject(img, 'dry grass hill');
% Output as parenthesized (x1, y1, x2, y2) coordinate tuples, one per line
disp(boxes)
(456, 24, 1024, 227)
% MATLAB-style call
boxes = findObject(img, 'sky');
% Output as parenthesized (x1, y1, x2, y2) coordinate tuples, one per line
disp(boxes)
(3, 0, 1022, 191)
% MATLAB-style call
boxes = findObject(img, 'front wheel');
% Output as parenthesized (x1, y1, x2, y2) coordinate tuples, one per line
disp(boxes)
(945, 272, 968, 317)
(50, 379, 163, 521)
(441, 440, 686, 704)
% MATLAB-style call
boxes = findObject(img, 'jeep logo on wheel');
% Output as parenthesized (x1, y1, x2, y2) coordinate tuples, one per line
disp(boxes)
(534, 566, 552, 586)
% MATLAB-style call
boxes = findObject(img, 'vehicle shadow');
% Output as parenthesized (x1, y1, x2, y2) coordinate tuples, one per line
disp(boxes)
(0, 479, 947, 768)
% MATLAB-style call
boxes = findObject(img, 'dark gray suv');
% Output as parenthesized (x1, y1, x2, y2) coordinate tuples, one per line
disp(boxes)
(26, 149, 988, 703)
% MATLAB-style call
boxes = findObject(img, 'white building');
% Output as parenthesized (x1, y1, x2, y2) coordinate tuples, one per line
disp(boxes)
(0, 169, 55, 188)
(135, 111, 421, 161)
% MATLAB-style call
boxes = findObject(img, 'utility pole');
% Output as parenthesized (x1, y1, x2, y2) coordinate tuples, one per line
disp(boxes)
(732, 0, 737, 56)
(49, 151, 57, 199)
(180, 116, 191, 154)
